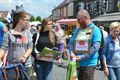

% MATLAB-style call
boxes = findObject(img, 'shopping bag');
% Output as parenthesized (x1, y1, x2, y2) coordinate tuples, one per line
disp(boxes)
(0, 63, 29, 80)
(66, 62, 79, 80)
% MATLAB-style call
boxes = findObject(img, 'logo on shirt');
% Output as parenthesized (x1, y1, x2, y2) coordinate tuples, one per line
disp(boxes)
(18, 36, 26, 43)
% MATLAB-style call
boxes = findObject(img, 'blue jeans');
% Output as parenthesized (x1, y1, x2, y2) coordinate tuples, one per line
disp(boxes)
(25, 66, 32, 80)
(34, 60, 53, 80)
(108, 67, 120, 80)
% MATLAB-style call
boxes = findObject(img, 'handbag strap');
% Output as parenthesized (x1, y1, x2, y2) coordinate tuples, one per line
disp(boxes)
(34, 32, 40, 53)
(15, 66, 19, 80)
(2, 68, 8, 80)
(35, 32, 39, 45)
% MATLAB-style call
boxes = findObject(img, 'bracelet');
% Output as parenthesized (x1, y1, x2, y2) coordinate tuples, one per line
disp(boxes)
(22, 55, 26, 59)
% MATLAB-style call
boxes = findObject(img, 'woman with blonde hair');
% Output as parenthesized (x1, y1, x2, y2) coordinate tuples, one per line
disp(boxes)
(102, 22, 120, 80)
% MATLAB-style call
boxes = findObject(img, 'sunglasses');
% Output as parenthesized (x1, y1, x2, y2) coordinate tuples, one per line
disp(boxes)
(77, 16, 87, 21)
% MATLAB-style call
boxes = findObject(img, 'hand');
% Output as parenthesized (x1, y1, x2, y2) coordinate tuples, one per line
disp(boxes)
(36, 54, 42, 60)
(103, 67, 109, 76)
(62, 51, 68, 60)
(76, 56, 81, 62)
(56, 58, 62, 63)
(19, 56, 27, 63)
(70, 53, 76, 59)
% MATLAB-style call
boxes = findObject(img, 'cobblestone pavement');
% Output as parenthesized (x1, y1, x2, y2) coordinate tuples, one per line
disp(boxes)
(31, 64, 108, 80)
(53, 64, 108, 80)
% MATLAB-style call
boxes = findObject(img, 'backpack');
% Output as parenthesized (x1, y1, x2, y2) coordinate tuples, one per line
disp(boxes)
(100, 30, 104, 48)
(98, 29, 104, 70)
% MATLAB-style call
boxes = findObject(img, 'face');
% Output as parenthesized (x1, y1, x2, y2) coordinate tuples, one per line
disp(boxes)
(46, 21, 53, 30)
(55, 26, 59, 31)
(77, 11, 87, 28)
(77, 15, 87, 27)
(111, 27, 119, 37)
(20, 15, 30, 30)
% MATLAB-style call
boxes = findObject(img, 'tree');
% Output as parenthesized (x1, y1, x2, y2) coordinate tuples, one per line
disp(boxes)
(36, 16, 42, 22)
(30, 16, 36, 22)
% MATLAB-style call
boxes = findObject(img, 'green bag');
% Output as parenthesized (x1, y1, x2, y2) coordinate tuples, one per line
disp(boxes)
(66, 62, 79, 80)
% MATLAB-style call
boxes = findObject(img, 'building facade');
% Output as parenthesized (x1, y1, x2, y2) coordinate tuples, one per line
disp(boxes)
(52, 0, 120, 21)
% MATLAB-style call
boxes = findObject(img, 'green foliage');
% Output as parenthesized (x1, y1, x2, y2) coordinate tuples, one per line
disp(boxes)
(30, 16, 36, 22)
(36, 16, 42, 22)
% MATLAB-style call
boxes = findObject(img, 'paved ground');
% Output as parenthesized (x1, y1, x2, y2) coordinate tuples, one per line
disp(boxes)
(53, 64, 108, 80)
(31, 64, 108, 80)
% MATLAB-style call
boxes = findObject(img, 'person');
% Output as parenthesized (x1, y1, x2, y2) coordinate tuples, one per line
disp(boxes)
(68, 9, 102, 80)
(30, 25, 37, 36)
(36, 23, 41, 32)
(101, 22, 120, 80)
(97, 25, 108, 70)
(0, 16, 8, 47)
(99, 26, 108, 39)
(32, 18, 56, 80)
(0, 11, 33, 80)
(53, 23, 66, 53)
(53, 23, 67, 61)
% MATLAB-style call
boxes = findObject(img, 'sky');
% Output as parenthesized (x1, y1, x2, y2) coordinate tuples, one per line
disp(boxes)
(0, 0, 64, 18)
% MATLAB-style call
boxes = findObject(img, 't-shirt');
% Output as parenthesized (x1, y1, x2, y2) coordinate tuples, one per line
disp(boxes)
(69, 22, 101, 66)
(54, 29, 65, 44)
(1, 29, 33, 67)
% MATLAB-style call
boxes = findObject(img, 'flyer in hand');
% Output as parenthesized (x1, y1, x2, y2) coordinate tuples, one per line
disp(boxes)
(38, 47, 62, 62)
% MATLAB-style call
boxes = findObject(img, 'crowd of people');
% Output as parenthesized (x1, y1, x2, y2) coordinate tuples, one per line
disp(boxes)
(0, 9, 120, 80)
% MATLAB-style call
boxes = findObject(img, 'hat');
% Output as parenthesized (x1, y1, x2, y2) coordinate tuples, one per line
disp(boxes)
(109, 22, 119, 30)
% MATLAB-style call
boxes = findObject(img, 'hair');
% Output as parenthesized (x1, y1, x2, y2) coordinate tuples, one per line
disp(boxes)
(77, 9, 90, 19)
(53, 23, 61, 29)
(109, 22, 119, 30)
(40, 18, 51, 32)
(12, 11, 29, 29)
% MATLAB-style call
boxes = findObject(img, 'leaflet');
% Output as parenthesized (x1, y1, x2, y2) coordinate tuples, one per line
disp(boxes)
(37, 47, 62, 62)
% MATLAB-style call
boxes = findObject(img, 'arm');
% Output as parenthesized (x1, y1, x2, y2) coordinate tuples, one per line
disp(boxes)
(3, 27, 8, 32)
(0, 32, 9, 60)
(49, 31, 56, 47)
(76, 42, 101, 61)
(22, 48, 32, 59)
(101, 38, 109, 76)
(0, 49, 5, 60)
(20, 31, 33, 62)
(24, 31, 33, 58)
(102, 60, 109, 76)
(68, 28, 79, 58)
(1, 22, 8, 32)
